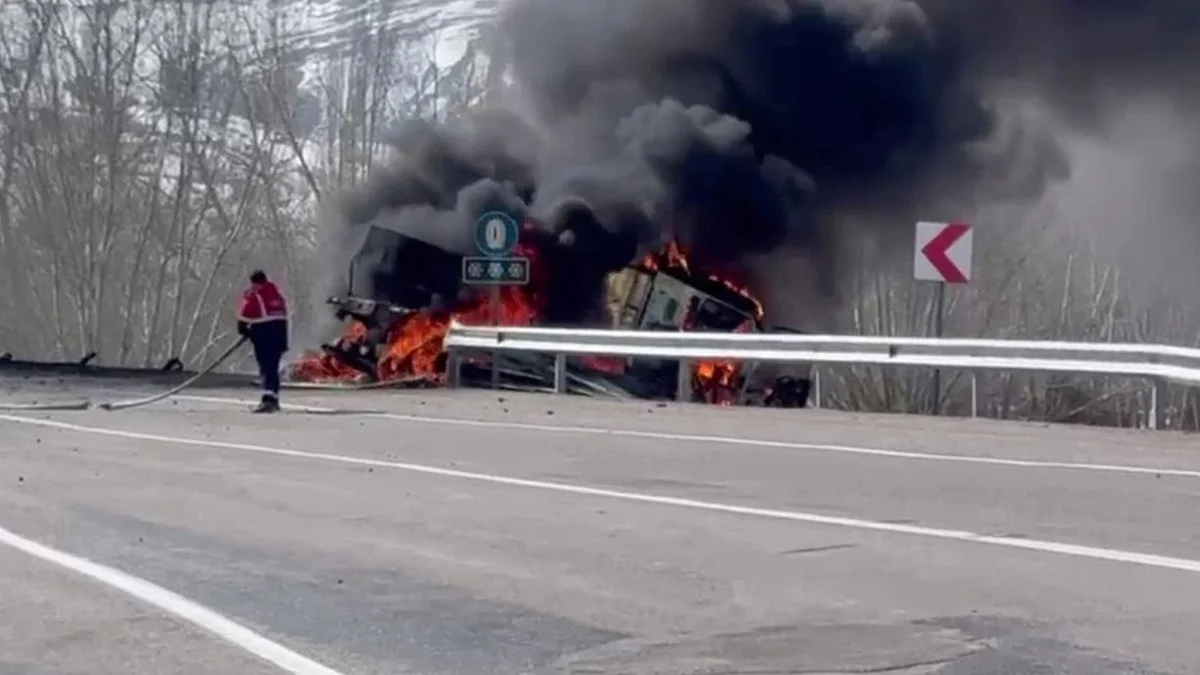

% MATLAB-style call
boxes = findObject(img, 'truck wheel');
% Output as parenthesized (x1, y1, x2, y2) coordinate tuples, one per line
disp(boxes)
(768, 376, 811, 408)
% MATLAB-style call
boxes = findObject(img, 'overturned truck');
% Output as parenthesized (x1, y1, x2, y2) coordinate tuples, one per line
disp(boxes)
(292, 219, 811, 407)
(603, 261, 812, 407)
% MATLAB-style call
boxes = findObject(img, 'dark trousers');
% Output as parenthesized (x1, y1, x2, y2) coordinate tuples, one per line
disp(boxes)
(254, 344, 284, 399)
(250, 321, 288, 400)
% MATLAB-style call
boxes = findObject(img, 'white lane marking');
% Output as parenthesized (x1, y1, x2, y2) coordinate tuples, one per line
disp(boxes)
(4, 412, 1200, 575)
(0, 522, 345, 675)
(175, 394, 1200, 481)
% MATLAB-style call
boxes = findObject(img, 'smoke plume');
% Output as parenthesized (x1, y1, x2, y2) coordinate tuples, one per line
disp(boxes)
(317, 0, 1200, 334)
(919, 0, 1200, 309)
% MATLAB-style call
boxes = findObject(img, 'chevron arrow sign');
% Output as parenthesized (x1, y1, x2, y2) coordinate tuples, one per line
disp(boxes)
(914, 221, 973, 284)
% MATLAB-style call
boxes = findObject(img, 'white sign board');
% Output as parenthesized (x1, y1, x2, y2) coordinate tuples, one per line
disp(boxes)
(914, 221, 972, 284)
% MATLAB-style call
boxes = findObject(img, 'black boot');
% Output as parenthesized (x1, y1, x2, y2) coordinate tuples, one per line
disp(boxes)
(252, 395, 280, 413)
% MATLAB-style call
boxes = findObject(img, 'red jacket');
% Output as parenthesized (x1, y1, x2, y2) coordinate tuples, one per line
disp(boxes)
(238, 280, 288, 324)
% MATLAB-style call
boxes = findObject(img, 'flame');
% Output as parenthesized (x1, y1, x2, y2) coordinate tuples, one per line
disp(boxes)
(690, 319, 757, 405)
(644, 239, 691, 274)
(578, 355, 627, 375)
(289, 321, 369, 382)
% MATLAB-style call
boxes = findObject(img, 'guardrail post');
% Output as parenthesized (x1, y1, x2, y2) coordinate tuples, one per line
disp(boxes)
(970, 372, 979, 418)
(1149, 377, 1167, 430)
(812, 368, 821, 409)
(445, 351, 461, 388)
(553, 353, 568, 394)
(676, 360, 690, 402)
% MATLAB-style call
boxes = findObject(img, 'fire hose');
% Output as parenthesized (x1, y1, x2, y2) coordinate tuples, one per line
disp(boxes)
(96, 337, 250, 411)
(0, 337, 426, 413)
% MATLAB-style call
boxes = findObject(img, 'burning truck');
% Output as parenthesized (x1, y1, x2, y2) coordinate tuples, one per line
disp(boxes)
(288, 210, 812, 408)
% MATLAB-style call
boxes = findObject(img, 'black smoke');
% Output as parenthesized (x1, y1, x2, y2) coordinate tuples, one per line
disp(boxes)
(918, 0, 1200, 120)
(318, 0, 1199, 333)
(916, 0, 1200, 307)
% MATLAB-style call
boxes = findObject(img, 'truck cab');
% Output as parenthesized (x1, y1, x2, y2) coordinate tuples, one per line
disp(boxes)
(604, 264, 811, 407)
(607, 265, 760, 333)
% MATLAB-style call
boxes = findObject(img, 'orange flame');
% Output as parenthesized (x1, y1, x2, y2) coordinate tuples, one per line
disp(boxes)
(289, 321, 369, 382)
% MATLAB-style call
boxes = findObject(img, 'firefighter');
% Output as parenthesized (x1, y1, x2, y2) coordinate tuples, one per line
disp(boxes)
(237, 270, 289, 413)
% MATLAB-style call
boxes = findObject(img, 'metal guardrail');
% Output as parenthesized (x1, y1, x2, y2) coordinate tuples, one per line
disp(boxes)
(443, 322, 1200, 430)
(0, 351, 265, 389)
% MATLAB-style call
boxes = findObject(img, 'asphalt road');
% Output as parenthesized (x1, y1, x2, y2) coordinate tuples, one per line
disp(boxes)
(2, 380, 1200, 674)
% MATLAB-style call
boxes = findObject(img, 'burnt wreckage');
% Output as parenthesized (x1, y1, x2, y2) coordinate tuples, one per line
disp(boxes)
(316, 220, 812, 408)
(321, 225, 463, 378)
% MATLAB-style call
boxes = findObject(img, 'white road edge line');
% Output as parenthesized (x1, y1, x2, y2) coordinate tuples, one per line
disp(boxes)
(176, 394, 1200, 480)
(4, 412, 1200, 575)
(0, 522, 346, 675)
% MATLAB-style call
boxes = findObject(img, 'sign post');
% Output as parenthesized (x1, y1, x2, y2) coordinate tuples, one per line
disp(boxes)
(464, 211, 528, 388)
(913, 221, 973, 414)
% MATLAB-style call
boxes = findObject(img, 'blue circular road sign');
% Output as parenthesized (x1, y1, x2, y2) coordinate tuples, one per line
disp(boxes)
(474, 211, 520, 257)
